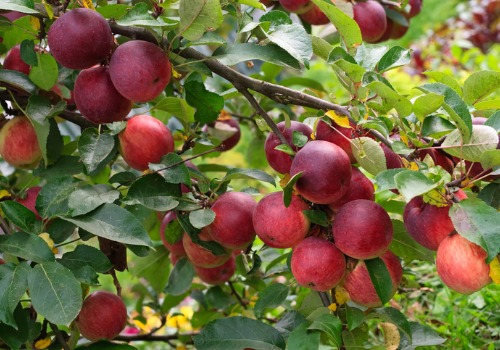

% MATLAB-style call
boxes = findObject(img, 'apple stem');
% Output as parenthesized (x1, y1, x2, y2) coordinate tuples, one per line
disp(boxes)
(110, 269, 122, 297)
(228, 281, 248, 309)
(318, 291, 331, 307)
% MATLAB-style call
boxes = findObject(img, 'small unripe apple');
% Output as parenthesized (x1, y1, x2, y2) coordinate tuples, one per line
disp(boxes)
(159, 211, 186, 257)
(118, 114, 175, 171)
(0, 116, 42, 169)
(3, 45, 30, 75)
(76, 291, 128, 341)
(291, 236, 346, 291)
(353, 0, 388, 43)
(16, 186, 42, 220)
(195, 255, 236, 285)
(328, 166, 374, 211)
(436, 234, 491, 294)
(182, 230, 232, 268)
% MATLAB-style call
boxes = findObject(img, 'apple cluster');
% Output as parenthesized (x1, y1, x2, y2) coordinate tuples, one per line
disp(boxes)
(461, 0, 500, 53)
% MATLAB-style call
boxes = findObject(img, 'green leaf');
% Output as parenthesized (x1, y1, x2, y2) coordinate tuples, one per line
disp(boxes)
(286, 323, 320, 350)
(68, 184, 120, 216)
(154, 97, 195, 123)
(440, 125, 499, 162)
(28, 53, 58, 90)
(117, 2, 176, 27)
(0, 305, 41, 350)
(193, 316, 286, 350)
(0, 232, 54, 263)
(333, 59, 366, 83)
(413, 93, 445, 123)
(389, 220, 434, 262)
(150, 153, 191, 186)
(394, 170, 439, 201)
(473, 99, 500, 110)
(130, 245, 170, 293)
(370, 307, 411, 339)
(0, 70, 37, 94)
(221, 168, 275, 187)
(36, 176, 75, 218)
(345, 305, 365, 331)
(376, 46, 411, 73)
(189, 209, 216, 229)
(75, 341, 139, 350)
(478, 183, 500, 210)
(184, 80, 224, 123)
(265, 24, 312, 66)
(19, 40, 37, 66)
(59, 245, 113, 274)
(0, 262, 30, 328)
(399, 322, 446, 349)
(364, 258, 393, 305)
(375, 169, 407, 192)
(351, 137, 387, 175)
(61, 203, 153, 247)
(96, 4, 129, 19)
(260, 10, 292, 27)
(367, 81, 413, 117)
(449, 198, 500, 262)
(421, 115, 456, 138)
(0, 0, 38, 14)
(124, 173, 180, 211)
(423, 71, 462, 96)
(311, 35, 333, 61)
(302, 210, 329, 227)
(308, 313, 343, 348)
(480, 149, 500, 171)
(179, 0, 223, 41)
(28, 262, 82, 325)
(254, 283, 289, 318)
(164, 257, 194, 296)
(0, 201, 40, 234)
(463, 70, 500, 104)
(78, 129, 116, 174)
(485, 111, 500, 132)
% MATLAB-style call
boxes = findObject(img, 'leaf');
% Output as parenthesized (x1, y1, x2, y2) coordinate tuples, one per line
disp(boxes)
(274, 310, 307, 335)
(399, 322, 446, 350)
(179, 0, 223, 41)
(150, 153, 191, 186)
(184, 80, 224, 123)
(75, 341, 139, 350)
(130, 245, 170, 293)
(376, 46, 411, 73)
(413, 93, 445, 123)
(286, 323, 320, 350)
(308, 314, 343, 348)
(389, 220, 434, 262)
(265, 24, 312, 66)
(463, 70, 500, 104)
(193, 316, 286, 350)
(59, 245, 113, 274)
(61, 203, 153, 247)
(154, 97, 195, 123)
(365, 258, 393, 305)
(189, 209, 216, 229)
(375, 169, 407, 192)
(28, 53, 58, 90)
(68, 185, 120, 216)
(221, 168, 275, 186)
(302, 210, 330, 227)
(78, 129, 116, 174)
(124, 173, 180, 211)
(367, 81, 413, 117)
(351, 137, 387, 175)
(116, 2, 176, 27)
(345, 305, 365, 331)
(0, 70, 37, 94)
(478, 183, 500, 210)
(440, 125, 499, 162)
(36, 176, 75, 218)
(0, 262, 30, 328)
(480, 149, 500, 171)
(0, 0, 38, 14)
(422, 115, 456, 138)
(0, 305, 41, 350)
(0, 201, 40, 234)
(0, 232, 54, 263)
(423, 71, 462, 96)
(370, 307, 411, 339)
(28, 262, 82, 325)
(394, 170, 439, 201)
(449, 198, 500, 263)
(164, 257, 194, 296)
(283, 173, 302, 207)
(254, 283, 289, 318)
(19, 40, 37, 66)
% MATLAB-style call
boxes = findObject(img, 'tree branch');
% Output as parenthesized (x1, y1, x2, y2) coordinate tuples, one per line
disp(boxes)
(114, 332, 197, 342)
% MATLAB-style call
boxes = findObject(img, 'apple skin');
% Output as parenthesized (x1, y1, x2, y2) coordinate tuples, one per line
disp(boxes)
(182, 230, 232, 268)
(278, 0, 312, 13)
(291, 236, 346, 291)
(159, 211, 186, 257)
(408, 0, 423, 18)
(16, 186, 42, 220)
(194, 254, 236, 285)
(74, 66, 133, 124)
(300, 5, 330, 25)
(353, 0, 388, 43)
(205, 192, 257, 250)
(109, 40, 171, 103)
(253, 192, 310, 249)
(315, 119, 356, 163)
(264, 121, 313, 174)
(47, 8, 114, 70)
(0, 116, 42, 169)
(380, 143, 403, 169)
(418, 148, 454, 174)
(76, 291, 128, 341)
(289, 140, 352, 204)
(118, 114, 175, 171)
(328, 166, 374, 211)
(342, 250, 403, 308)
(332, 199, 393, 260)
(206, 118, 241, 152)
(1, 11, 26, 22)
(3, 45, 30, 75)
(436, 234, 491, 294)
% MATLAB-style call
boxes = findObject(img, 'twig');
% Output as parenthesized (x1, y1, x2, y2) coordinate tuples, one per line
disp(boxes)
(110, 269, 122, 297)
(49, 322, 70, 350)
(228, 281, 248, 309)
(318, 291, 331, 307)
(114, 332, 197, 342)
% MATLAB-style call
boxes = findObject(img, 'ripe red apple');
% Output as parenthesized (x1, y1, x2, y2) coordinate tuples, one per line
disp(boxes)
(205, 118, 241, 152)
(1, 11, 26, 22)
(16, 186, 42, 220)
(0, 116, 42, 169)
(253, 192, 310, 248)
(332, 199, 393, 259)
(353, 0, 388, 43)
(380, 143, 403, 169)
(300, 5, 330, 25)
(289, 140, 352, 204)
(3, 45, 30, 75)
(342, 250, 403, 308)
(418, 148, 454, 174)
(328, 166, 374, 211)
(407, 0, 423, 18)
(159, 211, 186, 257)
(74, 66, 133, 124)
(109, 40, 171, 103)
(436, 234, 491, 294)
(0, 258, 4, 264)
(315, 119, 356, 163)
(182, 230, 232, 268)
(194, 254, 236, 285)
(76, 291, 128, 341)
(205, 192, 257, 250)
(118, 114, 175, 171)
(47, 8, 114, 70)
(279, 0, 312, 13)
(291, 236, 346, 291)
(264, 121, 312, 174)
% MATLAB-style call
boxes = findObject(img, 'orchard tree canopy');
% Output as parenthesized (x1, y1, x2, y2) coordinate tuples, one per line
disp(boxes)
(0, 0, 499, 349)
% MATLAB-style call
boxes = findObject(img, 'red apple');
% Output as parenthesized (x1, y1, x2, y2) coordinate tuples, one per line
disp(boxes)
(418, 148, 454, 174)
(278, 0, 312, 13)
(76, 291, 128, 341)
(353, 0, 388, 43)
(3, 45, 30, 74)
(300, 5, 330, 25)
(160, 211, 186, 257)
(118, 114, 175, 171)
(205, 118, 241, 152)
(291, 236, 346, 291)
(253, 192, 310, 248)
(332, 199, 393, 259)
(194, 255, 236, 285)
(315, 119, 356, 163)
(182, 230, 232, 268)
(342, 250, 403, 308)
(109, 40, 171, 103)
(289, 140, 352, 204)
(1, 11, 26, 22)
(265, 121, 312, 174)
(0, 258, 4, 264)
(436, 234, 491, 294)
(0, 116, 42, 169)
(407, 0, 422, 18)
(16, 186, 42, 220)
(381, 143, 403, 169)
(328, 166, 374, 211)
(205, 192, 257, 250)
(74, 66, 133, 124)
(47, 8, 114, 70)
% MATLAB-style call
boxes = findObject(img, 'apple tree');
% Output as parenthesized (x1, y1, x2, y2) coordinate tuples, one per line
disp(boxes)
(0, 0, 499, 349)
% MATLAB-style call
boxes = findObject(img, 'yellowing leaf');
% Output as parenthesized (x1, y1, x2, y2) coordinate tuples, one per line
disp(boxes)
(400, 133, 409, 146)
(402, 159, 419, 171)
(39, 233, 56, 252)
(423, 188, 449, 207)
(279, 173, 291, 188)
(381, 322, 400, 350)
(325, 110, 351, 128)
(172, 67, 182, 79)
(35, 337, 51, 349)
(489, 257, 500, 284)
(82, 0, 96, 10)
(328, 303, 337, 312)
(335, 285, 350, 305)
(0, 190, 11, 199)
(30, 16, 40, 30)
(42, 0, 54, 19)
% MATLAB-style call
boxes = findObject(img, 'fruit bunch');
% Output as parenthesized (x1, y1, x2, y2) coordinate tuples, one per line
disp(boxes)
(460, 0, 500, 52)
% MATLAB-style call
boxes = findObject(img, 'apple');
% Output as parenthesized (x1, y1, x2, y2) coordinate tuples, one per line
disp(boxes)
(205, 118, 241, 152)
(159, 211, 186, 257)
(194, 254, 236, 285)
(332, 199, 393, 259)
(289, 140, 352, 204)
(264, 121, 312, 174)
(380, 143, 403, 169)
(74, 66, 133, 124)
(300, 5, 330, 25)
(1, 11, 26, 22)
(353, 0, 388, 43)
(118, 114, 175, 171)
(407, 0, 423, 18)
(436, 234, 491, 294)
(418, 148, 454, 174)
(0, 116, 42, 169)
(342, 250, 403, 308)
(205, 192, 257, 250)
(278, 0, 313, 13)
(3, 45, 30, 75)
(16, 186, 42, 220)
(76, 290, 128, 341)
(0, 258, 4, 264)
(253, 191, 310, 248)
(291, 236, 346, 291)
(109, 40, 172, 103)
(328, 166, 374, 211)
(182, 230, 232, 268)
(315, 119, 356, 163)
(47, 8, 114, 70)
